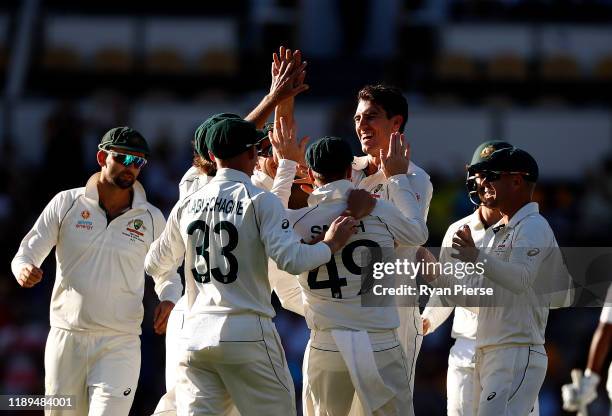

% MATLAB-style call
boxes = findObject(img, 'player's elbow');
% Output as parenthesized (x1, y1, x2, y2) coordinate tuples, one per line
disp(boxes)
(415, 221, 429, 246)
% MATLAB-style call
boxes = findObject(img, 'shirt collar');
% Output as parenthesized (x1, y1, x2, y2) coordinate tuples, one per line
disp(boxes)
(211, 168, 253, 184)
(352, 155, 369, 171)
(507, 202, 539, 228)
(468, 209, 486, 231)
(84, 172, 148, 208)
(307, 179, 355, 206)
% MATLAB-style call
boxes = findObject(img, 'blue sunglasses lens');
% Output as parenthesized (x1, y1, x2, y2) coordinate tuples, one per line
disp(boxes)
(112, 152, 147, 168)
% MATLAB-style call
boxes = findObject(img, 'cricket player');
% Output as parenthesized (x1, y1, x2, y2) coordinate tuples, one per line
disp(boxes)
(145, 118, 357, 415)
(283, 136, 427, 415)
(154, 115, 304, 416)
(562, 285, 612, 415)
(11, 127, 182, 416)
(451, 146, 568, 416)
(351, 84, 433, 392)
(422, 141, 538, 415)
(154, 47, 309, 415)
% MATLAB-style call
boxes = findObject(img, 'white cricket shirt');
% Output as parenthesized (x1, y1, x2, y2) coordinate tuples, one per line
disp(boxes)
(476, 202, 563, 348)
(145, 168, 331, 319)
(288, 179, 428, 331)
(422, 209, 486, 341)
(11, 173, 182, 335)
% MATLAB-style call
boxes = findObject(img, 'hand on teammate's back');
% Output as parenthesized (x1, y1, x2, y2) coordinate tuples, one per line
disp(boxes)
(380, 132, 410, 179)
(322, 216, 358, 254)
(344, 189, 376, 219)
(17, 264, 43, 288)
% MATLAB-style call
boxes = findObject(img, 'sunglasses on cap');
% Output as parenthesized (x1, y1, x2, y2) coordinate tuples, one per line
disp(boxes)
(106, 150, 148, 169)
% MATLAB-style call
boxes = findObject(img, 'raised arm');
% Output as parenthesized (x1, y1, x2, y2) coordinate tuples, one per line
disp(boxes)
(245, 46, 308, 129)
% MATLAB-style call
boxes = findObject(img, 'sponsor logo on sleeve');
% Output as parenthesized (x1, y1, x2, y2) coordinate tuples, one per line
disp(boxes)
(527, 248, 540, 257)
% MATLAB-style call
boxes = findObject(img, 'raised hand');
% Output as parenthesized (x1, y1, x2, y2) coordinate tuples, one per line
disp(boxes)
(269, 46, 308, 104)
(269, 116, 308, 164)
(380, 132, 410, 178)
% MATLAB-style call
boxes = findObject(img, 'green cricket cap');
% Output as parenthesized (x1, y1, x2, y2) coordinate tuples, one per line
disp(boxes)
(98, 127, 150, 157)
(473, 147, 539, 182)
(205, 118, 261, 159)
(305, 136, 354, 176)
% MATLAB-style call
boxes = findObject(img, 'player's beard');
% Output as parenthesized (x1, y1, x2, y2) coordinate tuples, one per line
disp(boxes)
(113, 171, 136, 189)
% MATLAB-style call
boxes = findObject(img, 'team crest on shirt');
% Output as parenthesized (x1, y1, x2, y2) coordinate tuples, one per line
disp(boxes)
(76, 211, 93, 230)
(122, 218, 147, 243)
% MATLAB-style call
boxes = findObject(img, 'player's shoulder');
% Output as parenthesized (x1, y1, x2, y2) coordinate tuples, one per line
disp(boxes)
(179, 166, 200, 186)
(408, 161, 432, 185)
(512, 205, 555, 243)
(142, 201, 166, 223)
(370, 198, 401, 217)
(52, 187, 86, 207)
(179, 166, 209, 199)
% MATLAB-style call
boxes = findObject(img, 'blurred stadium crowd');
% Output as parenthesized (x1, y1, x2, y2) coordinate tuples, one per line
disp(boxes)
(1, 0, 612, 414)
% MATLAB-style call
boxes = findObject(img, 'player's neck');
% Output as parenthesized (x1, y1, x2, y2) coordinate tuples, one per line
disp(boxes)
(478, 206, 502, 228)
(500, 198, 532, 224)
(97, 180, 133, 219)
(365, 155, 380, 176)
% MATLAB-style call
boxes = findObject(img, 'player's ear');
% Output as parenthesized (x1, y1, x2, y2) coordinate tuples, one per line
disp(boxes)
(97, 150, 107, 168)
(390, 114, 403, 132)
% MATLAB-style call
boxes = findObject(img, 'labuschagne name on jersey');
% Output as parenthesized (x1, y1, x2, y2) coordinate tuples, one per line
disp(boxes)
(75, 210, 93, 230)
(122, 218, 147, 243)
(309, 220, 366, 241)
(186, 196, 245, 216)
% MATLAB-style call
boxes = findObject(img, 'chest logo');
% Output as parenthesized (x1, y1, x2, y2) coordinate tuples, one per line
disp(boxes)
(76, 210, 93, 230)
(127, 219, 146, 235)
(123, 218, 147, 243)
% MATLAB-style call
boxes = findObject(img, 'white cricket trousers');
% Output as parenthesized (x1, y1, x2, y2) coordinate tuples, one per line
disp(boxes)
(397, 305, 423, 393)
(44, 327, 140, 416)
(303, 329, 413, 416)
(473, 344, 547, 416)
(446, 362, 540, 416)
(175, 315, 295, 416)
